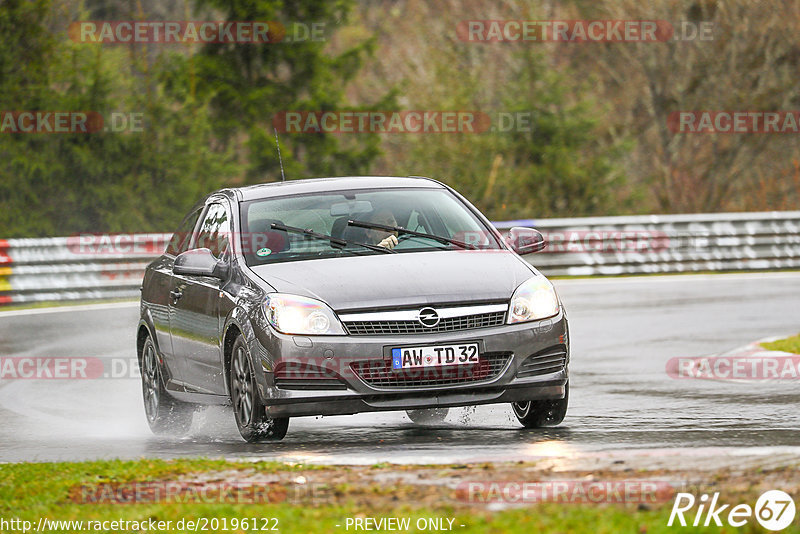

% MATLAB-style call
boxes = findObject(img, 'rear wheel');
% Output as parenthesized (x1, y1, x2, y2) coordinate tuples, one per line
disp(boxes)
(140, 336, 194, 436)
(230, 335, 289, 442)
(406, 408, 449, 424)
(512, 382, 569, 428)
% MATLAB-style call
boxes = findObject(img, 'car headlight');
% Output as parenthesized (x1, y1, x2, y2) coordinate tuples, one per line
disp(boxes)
(507, 277, 560, 324)
(264, 294, 346, 335)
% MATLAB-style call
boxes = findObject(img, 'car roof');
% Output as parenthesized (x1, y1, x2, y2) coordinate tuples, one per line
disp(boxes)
(232, 176, 444, 201)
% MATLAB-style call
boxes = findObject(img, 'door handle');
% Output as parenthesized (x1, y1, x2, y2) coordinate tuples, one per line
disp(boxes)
(170, 290, 183, 302)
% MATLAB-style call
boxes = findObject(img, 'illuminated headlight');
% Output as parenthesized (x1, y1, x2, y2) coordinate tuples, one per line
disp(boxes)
(264, 294, 345, 335)
(507, 277, 560, 324)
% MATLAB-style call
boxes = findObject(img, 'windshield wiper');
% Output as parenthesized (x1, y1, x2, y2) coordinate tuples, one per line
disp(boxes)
(270, 223, 395, 254)
(346, 220, 477, 250)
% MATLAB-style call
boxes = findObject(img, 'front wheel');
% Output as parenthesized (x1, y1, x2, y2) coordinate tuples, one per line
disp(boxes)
(140, 336, 194, 436)
(230, 335, 289, 442)
(406, 408, 449, 424)
(512, 382, 569, 428)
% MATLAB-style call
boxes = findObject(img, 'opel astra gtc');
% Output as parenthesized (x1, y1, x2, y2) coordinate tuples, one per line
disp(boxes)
(137, 176, 569, 441)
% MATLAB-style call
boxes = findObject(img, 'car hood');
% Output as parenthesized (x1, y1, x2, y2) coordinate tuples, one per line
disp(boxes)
(249, 250, 537, 311)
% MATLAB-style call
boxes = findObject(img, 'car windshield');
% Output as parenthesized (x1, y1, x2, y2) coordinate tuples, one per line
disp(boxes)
(239, 187, 502, 265)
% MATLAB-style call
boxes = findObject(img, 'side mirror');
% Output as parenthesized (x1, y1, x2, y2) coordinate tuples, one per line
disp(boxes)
(174, 248, 229, 278)
(506, 227, 546, 255)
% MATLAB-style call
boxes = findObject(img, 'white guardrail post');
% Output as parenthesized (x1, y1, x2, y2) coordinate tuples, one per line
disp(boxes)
(0, 212, 798, 305)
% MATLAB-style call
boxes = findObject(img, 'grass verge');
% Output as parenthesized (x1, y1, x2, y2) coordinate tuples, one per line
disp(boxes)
(1, 458, 798, 533)
(761, 334, 800, 354)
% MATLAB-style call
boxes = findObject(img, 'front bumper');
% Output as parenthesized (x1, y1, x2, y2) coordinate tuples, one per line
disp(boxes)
(251, 308, 569, 418)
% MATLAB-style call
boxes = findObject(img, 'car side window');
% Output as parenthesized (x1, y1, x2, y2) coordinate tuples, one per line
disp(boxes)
(165, 208, 203, 256)
(195, 203, 231, 259)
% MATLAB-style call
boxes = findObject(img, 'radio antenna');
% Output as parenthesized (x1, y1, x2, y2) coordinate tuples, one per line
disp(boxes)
(274, 127, 286, 182)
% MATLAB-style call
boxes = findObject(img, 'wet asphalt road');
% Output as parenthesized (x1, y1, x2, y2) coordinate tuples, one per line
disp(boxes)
(1, 272, 798, 465)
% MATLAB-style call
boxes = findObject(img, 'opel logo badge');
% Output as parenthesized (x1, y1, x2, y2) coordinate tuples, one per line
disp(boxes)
(417, 307, 440, 328)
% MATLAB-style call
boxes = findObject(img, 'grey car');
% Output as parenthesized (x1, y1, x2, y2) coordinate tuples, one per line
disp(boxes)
(137, 176, 569, 441)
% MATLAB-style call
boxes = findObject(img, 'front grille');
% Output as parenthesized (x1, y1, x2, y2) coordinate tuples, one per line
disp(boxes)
(516, 346, 567, 378)
(344, 311, 506, 336)
(351, 352, 512, 389)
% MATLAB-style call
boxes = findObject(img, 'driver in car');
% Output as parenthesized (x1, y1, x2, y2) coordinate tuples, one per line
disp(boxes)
(365, 208, 399, 250)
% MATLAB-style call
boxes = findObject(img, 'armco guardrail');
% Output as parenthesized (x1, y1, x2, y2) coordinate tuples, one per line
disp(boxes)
(0, 234, 170, 305)
(495, 210, 800, 276)
(0, 211, 798, 305)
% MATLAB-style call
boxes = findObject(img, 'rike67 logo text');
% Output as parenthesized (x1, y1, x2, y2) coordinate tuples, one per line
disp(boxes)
(669, 490, 796, 531)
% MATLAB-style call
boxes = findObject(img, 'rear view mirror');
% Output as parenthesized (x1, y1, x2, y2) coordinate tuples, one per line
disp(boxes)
(174, 248, 229, 278)
(330, 200, 373, 217)
(506, 227, 546, 255)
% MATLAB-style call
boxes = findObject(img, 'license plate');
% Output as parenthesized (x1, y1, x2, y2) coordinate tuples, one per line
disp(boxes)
(391, 343, 479, 370)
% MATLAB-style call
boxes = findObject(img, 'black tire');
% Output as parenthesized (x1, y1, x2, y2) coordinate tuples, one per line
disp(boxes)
(140, 336, 194, 436)
(230, 335, 289, 442)
(406, 408, 449, 424)
(512, 382, 569, 428)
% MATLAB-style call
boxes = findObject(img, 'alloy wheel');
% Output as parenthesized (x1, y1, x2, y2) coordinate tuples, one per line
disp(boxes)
(142, 342, 160, 423)
(232, 346, 253, 427)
